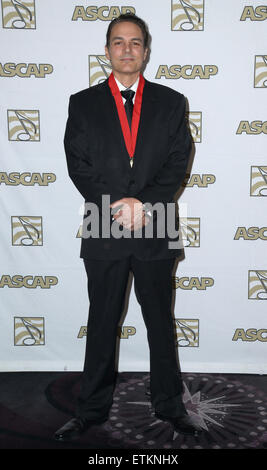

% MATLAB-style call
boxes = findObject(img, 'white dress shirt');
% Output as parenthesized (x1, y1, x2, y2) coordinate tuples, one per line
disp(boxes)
(114, 75, 140, 104)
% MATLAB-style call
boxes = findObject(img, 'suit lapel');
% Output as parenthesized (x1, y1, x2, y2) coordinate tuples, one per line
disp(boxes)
(133, 80, 158, 168)
(98, 79, 131, 166)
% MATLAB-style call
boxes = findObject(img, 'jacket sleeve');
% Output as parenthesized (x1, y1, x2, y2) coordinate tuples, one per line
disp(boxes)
(64, 94, 110, 207)
(136, 95, 191, 206)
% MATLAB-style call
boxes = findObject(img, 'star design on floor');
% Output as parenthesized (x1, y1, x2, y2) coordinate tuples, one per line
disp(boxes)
(127, 380, 241, 435)
(181, 382, 241, 431)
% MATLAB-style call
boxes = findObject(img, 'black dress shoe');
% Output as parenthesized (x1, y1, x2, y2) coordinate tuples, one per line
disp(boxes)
(155, 412, 202, 436)
(54, 416, 107, 441)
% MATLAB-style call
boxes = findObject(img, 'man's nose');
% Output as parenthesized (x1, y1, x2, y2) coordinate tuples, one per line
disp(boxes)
(124, 42, 132, 53)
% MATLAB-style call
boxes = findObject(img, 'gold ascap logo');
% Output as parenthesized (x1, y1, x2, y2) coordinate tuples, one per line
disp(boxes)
(14, 317, 45, 346)
(77, 325, 136, 339)
(240, 6, 267, 21)
(89, 55, 112, 86)
(236, 120, 267, 134)
(248, 270, 267, 300)
(254, 55, 267, 88)
(173, 276, 214, 290)
(232, 328, 267, 342)
(187, 111, 202, 142)
(11, 216, 43, 246)
(155, 64, 217, 80)
(171, 0, 204, 31)
(117, 326, 136, 339)
(0, 63, 53, 78)
(0, 275, 58, 288)
(7, 110, 40, 141)
(0, 172, 56, 186)
(234, 227, 267, 240)
(72, 5, 135, 21)
(175, 319, 199, 347)
(179, 217, 200, 247)
(250, 166, 267, 196)
(182, 173, 216, 188)
(1, 0, 36, 29)
(76, 224, 82, 238)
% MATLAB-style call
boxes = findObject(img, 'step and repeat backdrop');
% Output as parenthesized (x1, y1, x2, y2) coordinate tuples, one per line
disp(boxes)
(0, 0, 266, 373)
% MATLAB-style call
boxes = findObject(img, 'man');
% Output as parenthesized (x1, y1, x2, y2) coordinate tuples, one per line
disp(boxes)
(54, 13, 202, 441)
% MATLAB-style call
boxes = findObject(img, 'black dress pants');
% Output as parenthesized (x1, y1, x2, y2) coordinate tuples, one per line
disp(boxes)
(76, 256, 186, 420)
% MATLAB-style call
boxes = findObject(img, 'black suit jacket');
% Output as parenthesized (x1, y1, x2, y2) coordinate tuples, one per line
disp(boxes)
(64, 77, 192, 260)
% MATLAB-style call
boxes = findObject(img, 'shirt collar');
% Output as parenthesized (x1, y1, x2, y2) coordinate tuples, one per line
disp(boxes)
(114, 75, 140, 103)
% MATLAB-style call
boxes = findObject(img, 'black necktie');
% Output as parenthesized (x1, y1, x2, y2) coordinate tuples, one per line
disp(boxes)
(121, 89, 135, 128)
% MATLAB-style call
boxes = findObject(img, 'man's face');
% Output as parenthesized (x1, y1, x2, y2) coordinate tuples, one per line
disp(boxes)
(105, 21, 148, 80)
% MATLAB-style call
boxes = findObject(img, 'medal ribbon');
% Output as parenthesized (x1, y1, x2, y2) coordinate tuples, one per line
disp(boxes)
(108, 72, 145, 161)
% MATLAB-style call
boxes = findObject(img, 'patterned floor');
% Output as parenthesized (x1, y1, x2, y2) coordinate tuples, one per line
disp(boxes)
(0, 371, 267, 450)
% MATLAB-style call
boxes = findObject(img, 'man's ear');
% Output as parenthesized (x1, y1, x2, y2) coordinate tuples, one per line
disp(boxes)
(143, 47, 148, 62)
(105, 46, 110, 61)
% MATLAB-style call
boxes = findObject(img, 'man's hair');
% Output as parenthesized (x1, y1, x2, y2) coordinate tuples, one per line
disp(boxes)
(106, 13, 149, 49)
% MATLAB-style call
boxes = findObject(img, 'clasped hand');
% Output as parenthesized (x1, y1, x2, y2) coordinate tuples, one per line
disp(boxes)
(110, 197, 150, 231)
